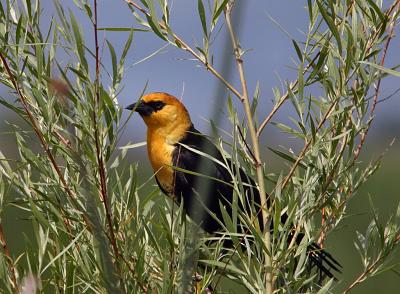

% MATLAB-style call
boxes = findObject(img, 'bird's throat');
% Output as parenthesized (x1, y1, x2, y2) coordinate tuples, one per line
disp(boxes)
(147, 129, 176, 195)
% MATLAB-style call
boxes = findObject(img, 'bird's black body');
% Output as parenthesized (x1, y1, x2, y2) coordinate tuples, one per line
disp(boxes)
(170, 125, 261, 233)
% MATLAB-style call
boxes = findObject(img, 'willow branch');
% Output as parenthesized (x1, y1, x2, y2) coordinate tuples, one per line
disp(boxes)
(92, 0, 120, 264)
(343, 232, 400, 294)
(125, 0, 243, 100)
(224, 2, 273, 293)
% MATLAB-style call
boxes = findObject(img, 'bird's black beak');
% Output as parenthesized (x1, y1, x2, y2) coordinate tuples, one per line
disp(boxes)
(125, 100, 141, 111)
(125, 100, 152, 116)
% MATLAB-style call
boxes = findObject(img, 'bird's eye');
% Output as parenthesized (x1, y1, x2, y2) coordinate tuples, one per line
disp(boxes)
(150, 101, 165, 111)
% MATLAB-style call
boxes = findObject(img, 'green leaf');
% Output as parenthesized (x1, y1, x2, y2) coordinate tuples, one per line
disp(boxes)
(360, 61, 400, 77)
(292, 39, 303, 62)
(288, 85, 303, 121)
(268, 147, 307, 169)
(83, 3, 92, 19)
(41, 229, 85, 274)
(197, 0, 207, 36)
(271, 121, 304, 139)
(307, 0, 313, 22)
(24, 0, 32, 22)
(316, 277, 334, 293)
(316, 0, 342, 54)
(309, 115, 316, 143)
(212, 0, 229, 25)
(365, 0, 386, 25)
(146, 15, 167, 41)
(251, 81, 260, 117)
(68, 66, 89, 83)
(344, 25, 354, 76)
(0, 98, 27, 120)
(70, 11, 88, 72)
(199, 259, 246, 276)
(27, 196, 51, 229)
(35, 43, 44, 83)
(121, 29, 134, 65)
(15, 15, 23, 47)
(110, 29, 135, 87)
(307, 39, 329, 82)
(106, 40, 117, 86)
(219, 201, 235, 234)
(145, 0, 167, 41)
(273, 176, 282, 238)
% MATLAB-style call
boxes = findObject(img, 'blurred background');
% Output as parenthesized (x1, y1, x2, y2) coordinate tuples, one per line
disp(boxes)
(1, 0, 399, 292)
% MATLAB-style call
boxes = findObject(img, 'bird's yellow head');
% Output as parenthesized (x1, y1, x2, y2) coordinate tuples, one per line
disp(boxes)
(126, 92, 192, 140)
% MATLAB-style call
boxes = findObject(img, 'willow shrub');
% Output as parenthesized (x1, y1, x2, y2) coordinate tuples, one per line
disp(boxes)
(0, 0, 400, 293)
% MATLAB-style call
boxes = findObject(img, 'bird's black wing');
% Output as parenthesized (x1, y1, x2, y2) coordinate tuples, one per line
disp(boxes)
(172, 125, 236, 233)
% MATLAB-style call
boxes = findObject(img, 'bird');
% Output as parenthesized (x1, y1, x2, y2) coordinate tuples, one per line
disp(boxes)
(126, 92, 341, 280)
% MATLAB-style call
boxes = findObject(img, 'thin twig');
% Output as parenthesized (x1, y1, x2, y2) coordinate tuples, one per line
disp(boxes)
(318, 124, 350, 246)
(342, 258, 381, 294)
(92, 0, 123, 284)
(0, 223, 19, 293)
(125, 0, 243, 100)
(353, 0, 400, 161)
(224, 2, 273, 292)
(343, 232, 400, 294)
(256, 61, 315, 138)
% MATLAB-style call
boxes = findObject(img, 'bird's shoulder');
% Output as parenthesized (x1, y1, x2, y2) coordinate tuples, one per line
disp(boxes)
(173, 125, 226, 172)
(171, 125, 233, 192)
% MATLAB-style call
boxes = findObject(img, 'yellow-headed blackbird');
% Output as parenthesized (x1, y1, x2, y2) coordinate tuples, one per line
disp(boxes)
(126, 92, 340, 279)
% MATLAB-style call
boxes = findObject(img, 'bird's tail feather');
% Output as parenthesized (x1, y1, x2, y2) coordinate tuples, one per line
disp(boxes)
(307, 242, 342, 279)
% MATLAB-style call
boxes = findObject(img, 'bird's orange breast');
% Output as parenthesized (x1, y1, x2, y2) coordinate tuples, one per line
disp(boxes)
(147, 129, 175, 195)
